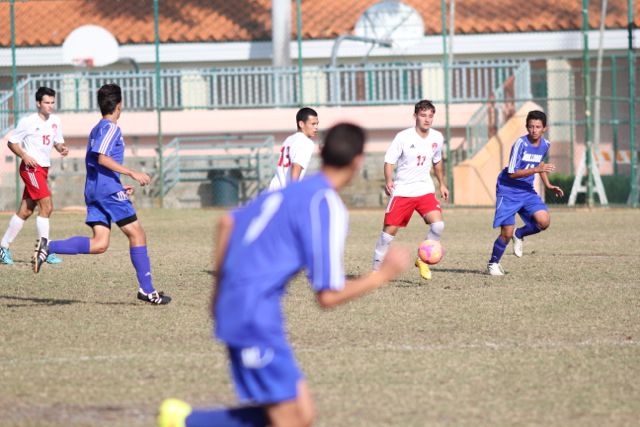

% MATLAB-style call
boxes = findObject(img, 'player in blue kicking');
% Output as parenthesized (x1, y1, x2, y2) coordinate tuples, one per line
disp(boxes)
(487, 110, 564, 276)
(33, 84, 170, 305)
(157, 124, 410, 427)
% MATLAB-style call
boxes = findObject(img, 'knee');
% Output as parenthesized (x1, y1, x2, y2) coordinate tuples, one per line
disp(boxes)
(538, 220, 550, 231)
(301, 405, 316, 427)
(90, 241, 109, 254)
(18, 208, 33, 219)
(501, 229, 514, 241)
(40, 206, 53, 217)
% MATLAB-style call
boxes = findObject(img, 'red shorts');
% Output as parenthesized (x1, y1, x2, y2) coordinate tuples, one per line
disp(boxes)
(20, 163, 51, 201)
(384, 193, 442, 227)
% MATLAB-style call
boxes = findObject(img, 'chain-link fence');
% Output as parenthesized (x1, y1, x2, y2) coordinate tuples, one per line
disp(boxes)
(1, 1, 638, 208)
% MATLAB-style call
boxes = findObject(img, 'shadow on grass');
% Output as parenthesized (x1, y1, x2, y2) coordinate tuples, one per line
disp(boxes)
(0, 295, 136, 308)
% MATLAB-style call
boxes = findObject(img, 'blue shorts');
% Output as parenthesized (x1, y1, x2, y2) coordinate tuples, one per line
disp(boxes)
(493, 190, 547, 228)
(86, 191, 137, 228)
(227, 344, 303, 405)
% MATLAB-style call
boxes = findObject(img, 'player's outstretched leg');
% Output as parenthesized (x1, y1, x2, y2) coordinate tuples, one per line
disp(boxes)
(158, 398, 270, 427)
(32, 237, 49, 273)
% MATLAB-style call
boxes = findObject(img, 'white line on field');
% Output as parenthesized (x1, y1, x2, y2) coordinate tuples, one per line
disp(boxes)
(1, 339, 637, 367)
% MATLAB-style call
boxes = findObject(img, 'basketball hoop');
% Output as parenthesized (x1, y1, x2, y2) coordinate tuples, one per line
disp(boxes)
(72, 58, 95, 68)
(63, 25, 119, 68)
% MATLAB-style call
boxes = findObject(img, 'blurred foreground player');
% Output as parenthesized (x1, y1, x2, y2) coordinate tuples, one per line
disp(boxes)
(158, 123, 410, 427)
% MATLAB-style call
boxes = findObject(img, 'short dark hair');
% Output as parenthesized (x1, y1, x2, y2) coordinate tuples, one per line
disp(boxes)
(97, 84, 122, 116)
(320, 123, 366, 167)
(35, 87, 56, 102)
(526, 110, 547, 127)
(414, 99, 436, 115)
(296, 107, 318, 129)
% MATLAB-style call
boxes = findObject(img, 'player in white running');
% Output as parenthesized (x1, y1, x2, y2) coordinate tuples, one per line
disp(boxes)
(372, 100, 449, 280)
(268, 107, 318, 190)
(0, 87, 68, 266)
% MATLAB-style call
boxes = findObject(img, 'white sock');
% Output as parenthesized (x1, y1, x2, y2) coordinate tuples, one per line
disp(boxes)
(372, 231, 394, 270)
(427, 221, 445, 241)
(36, 216, 50, 240)
(1, 214, 25, 248)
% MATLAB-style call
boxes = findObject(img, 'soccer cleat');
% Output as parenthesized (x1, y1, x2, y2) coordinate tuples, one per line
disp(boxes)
(512, 235, 523, 258)
(46, 253, 63, 264)
(137, 288, 172, 305)
(415, 258, 432, 280)
(32, 237, 49, 273)
(0, 247, 13, 265)
(157, 398, 192, 427)
(487, 262, 505, 276)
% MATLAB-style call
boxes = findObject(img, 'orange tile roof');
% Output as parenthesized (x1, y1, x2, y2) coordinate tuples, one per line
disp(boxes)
(0, 0, 638, 47)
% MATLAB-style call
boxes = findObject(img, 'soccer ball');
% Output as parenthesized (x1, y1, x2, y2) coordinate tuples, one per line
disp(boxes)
(417, 239, 443, 265)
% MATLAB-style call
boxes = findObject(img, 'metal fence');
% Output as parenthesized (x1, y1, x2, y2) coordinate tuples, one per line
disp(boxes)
(0, 59, 524, 120)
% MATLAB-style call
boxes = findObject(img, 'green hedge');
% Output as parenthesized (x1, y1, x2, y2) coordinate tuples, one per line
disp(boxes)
(545, 174, 631, 204)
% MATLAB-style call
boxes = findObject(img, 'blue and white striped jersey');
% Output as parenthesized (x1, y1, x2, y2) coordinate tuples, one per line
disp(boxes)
(497, 135, 550, 192)
(84, 119, 126, 202)
(215, 173, 348, 347)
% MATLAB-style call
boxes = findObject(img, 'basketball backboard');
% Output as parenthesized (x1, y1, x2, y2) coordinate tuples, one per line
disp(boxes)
(354, 0, 424, 51)
(62, 25, 119, 68)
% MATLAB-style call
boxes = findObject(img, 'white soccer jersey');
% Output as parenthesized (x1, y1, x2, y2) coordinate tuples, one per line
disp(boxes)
(9, 113, 64, 167)
(268, 132, 315, 190)
(384, 127, 444, 197)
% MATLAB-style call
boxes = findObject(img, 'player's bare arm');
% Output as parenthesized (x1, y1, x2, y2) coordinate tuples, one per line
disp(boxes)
(54, 143, 69, 157)
(433, 160, 449, 201)
(540, 171, 564, 197)
(383, 162, 395, 195)
(97, 154, 151, 186)
(210, 214, 234, 317)
(7, 141, 38, 167)
(508, 161, 556, 179)
(290, 163, 304, 181)
(316, 244, 410, 308)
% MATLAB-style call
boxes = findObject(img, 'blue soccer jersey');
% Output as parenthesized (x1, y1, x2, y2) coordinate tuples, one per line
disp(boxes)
(215, 173, 348, 348)
(497, 135, 550, 193)
(84, 119, 126, 202)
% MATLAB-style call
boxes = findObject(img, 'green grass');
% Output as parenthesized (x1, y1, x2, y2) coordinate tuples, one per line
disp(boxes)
(1, 207, 639, 426)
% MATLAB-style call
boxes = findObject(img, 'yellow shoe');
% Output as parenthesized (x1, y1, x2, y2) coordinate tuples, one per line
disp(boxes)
(158, 398, 192, 427)
(415, 258, 432, 280)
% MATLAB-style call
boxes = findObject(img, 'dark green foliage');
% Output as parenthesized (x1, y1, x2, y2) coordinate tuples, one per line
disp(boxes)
(546, 174, 631, 204)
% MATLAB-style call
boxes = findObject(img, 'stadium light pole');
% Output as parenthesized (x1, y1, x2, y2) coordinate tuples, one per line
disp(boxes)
(440, 0, 453, 203)
(10, 0, 20, 211)
(628, 0, 638, 207)
(154, 0, 164, 208)
(582, 0, 594, 207)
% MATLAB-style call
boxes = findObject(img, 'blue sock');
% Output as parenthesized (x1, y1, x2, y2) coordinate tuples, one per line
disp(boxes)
(129, 246, 154, 294)
(489, 237, 508, 264)
(48, 237, 90, 255)
(186, 406, 269, 427)
(515, 223, 541, 239)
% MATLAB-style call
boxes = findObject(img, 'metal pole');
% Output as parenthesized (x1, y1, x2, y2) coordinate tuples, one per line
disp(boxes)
(441, 0, 453, 203)
(582, 0, 594, 207)
(611, 56, 618, 175)
(296, 0, 303, 106)
(11, 0, 20, 211)
(628, 0, 638, 207)
(154, 0, 164, 207)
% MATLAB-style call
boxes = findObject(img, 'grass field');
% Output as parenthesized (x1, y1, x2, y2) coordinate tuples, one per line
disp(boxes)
(1, 207, 639, 426)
